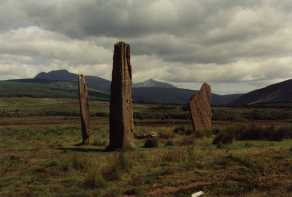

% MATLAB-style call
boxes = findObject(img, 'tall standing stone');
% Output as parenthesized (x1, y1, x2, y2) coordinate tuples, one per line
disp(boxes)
(107, 42, 135, 151)
(189, 83, 212, 134)
(79, 74, 91, 145)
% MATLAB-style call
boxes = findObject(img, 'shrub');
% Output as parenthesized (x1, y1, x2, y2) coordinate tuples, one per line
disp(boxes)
(178, 136, 194, 146)
(236, 124, 292, 141)
(194, 129, 213, 138)
(173, 126, 192, 135)
(134, 111, 190, 120)
(245, 109, 292, 120)
(214, 124, 292, 143)
(144, 137, 159, 148)
(158, 130, 174, 139)
(181, 104, 189, 111)
(213, 127, 236, 146)
(124, 187, 144, 196)
(213, 109, 244, 121)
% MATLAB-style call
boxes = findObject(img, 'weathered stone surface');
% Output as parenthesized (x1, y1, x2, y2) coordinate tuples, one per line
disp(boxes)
(107, 41, 135, 150)
(189, 83, 212, 133)
(79, 74, 91, 144)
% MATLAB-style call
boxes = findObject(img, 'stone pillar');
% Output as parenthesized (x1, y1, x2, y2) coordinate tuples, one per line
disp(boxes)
(79, 74, 91, 145)
(107, 41, 135, 151)
(189, 83, 212, 134)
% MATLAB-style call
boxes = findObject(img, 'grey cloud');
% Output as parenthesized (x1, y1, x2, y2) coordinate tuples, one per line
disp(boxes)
(3, 1, 292, 64)
(0, 0, 32, 32)
(0, 27, 113, 66)
(0, 0, 291, 94)
(15, 0, 269, 38)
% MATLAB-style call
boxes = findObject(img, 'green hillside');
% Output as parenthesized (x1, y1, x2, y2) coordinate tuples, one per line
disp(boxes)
(0, 70, 243, 105)
(232, 79, 292, 106)
(0, 80, 109, 101)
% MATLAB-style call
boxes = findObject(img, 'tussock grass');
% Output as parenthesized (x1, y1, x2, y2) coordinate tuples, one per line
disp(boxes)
(102, 153, 132, 182)
(2, 98, 292, 196)
(213, 124, 292, 146)
(84, 168, 107, 189)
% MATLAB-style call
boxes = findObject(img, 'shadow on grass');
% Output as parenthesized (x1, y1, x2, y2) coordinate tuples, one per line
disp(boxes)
(58, 146, 107, 153)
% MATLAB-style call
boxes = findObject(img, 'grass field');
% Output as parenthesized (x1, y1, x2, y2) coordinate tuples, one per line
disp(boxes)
(1, 98, 292, 197)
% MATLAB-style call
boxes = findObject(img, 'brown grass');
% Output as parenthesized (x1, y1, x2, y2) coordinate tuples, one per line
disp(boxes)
(1, 98, 292, 197)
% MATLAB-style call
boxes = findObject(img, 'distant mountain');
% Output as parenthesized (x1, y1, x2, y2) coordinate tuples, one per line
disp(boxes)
(133, 87, 242, 105)
(35, 70, 77, 81)
(232, 79, 292, 106)
(212, 94, 243, 106)
(35, 70, 111, 93)
(134, 79, 176, 88)
(1, 80, 109, 100)
(133, 87, 193, 104)
(0, 69, 242, 105)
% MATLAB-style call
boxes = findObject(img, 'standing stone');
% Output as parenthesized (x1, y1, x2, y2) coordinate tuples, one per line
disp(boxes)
(107, 42, 135, 151)
(79, 74, 91, 145)
(189, 83, 212, 134)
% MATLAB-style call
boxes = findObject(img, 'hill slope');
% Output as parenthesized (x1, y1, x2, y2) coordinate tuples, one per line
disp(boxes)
(35, 70, 77, 81)
(133, 87, 241, 105)
(1, 80, 109, 100)
(133, 87, 193, 104)
(0, 70, 241, 105)
(35, 70, 111, 93)
(232, 79, 292, 106)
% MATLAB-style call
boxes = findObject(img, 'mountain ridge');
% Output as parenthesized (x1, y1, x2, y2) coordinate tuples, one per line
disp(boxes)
(35, 70, 177, 89)
(134, 79, 176, 88)
(232, 79, 292, 106)
(5, 69, 292, 106)
(32, 70, 242, 105)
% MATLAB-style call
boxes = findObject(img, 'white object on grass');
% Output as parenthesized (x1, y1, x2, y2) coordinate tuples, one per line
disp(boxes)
(192, 191, 204, 197)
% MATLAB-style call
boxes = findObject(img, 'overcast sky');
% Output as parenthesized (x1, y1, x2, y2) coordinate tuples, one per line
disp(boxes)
(0, 0, 291, 94)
